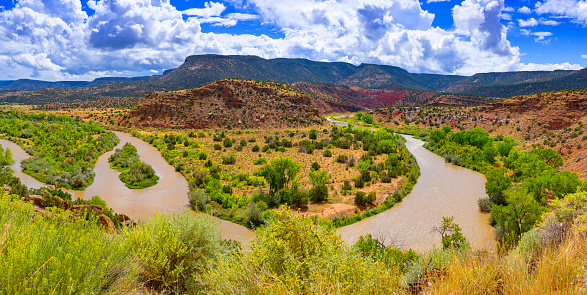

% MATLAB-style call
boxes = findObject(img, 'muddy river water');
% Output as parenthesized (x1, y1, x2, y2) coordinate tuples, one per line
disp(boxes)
(1, 125, 493, 251)
(0, 132, 254, 243)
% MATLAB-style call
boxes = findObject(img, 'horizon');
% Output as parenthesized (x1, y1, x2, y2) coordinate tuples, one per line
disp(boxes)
(1, 53, 586, 83)
(1, 0, 586, 81)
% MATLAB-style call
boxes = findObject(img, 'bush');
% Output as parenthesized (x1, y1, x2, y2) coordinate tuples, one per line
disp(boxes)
(335, 155, 348, 163)
(309, 186, 328, 203)
(311, 162, 320, 171)
(222, 155, 236, 165)
(124, 211, 223, 293)
(477, 197, 492, 213)
(0, 194, 139, 294)
(189, 189, 210, 211)
(214, 144, 222, 150)
(355, 191, 367, 205)
(323, 149, 332, 157)
(252, 145, 260, 152)
(204, 208, 400, 293)
(306, 144, 315, 154)
(223, 138, 233, 148)
(253, 158, 267, 165)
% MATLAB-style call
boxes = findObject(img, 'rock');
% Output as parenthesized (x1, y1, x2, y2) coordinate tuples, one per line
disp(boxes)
(70, 204, 103, 214)
(32, 205, 46, 215)
(99, 214, 116, 233)
(3, 184, 11, 192)
(26, 195, 46, 207)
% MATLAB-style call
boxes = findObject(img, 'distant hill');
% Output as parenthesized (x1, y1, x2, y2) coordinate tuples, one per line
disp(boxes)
(123, 79, 324, 129)
(1, 54, 586, 105)
(292, 82, 496, 108)
(0, 76, 152, 92)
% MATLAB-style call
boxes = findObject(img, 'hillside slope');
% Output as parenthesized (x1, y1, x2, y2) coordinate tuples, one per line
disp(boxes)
(124, 79, 324, 129)
(292, 82, 496, 108)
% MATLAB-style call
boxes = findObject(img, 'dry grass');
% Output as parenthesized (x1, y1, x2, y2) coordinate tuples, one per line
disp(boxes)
(424, 233, 587, 295)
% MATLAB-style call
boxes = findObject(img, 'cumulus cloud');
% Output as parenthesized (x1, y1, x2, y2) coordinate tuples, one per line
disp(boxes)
(535, 0, 587, 25)
(519, 18, 539, 27)
(0, 0, 581, 80)
(540, 18, 561, 25)
(533, 31, 553, 43)
(183, 2, 225, 17)
(518, 6, 532, 14)
(582, 54, 587, 59)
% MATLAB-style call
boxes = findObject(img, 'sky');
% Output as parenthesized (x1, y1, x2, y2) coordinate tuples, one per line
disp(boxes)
(0, 0, 586, 81)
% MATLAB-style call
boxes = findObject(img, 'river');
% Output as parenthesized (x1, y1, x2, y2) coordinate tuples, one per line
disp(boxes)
(1, 124, 493, 251)
(0, 132, 254, 243)
(328, 118, 494, 252)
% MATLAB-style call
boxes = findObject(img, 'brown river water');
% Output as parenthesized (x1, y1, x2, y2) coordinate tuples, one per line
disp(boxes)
(0, 132, 254, 243)
(1, 124, 493, 251)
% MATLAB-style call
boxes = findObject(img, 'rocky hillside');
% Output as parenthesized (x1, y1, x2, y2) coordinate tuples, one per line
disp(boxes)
(375, 89, 587, 176)
(123, 79, 324, 129)
(292, 82, 496, 108)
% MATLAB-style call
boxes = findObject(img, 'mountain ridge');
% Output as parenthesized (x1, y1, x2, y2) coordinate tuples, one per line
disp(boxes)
(1, 54, 586, 104)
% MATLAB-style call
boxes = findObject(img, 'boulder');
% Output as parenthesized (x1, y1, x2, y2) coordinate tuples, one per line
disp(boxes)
(99, 214, 116, 233)
(26, 195, 46, 207)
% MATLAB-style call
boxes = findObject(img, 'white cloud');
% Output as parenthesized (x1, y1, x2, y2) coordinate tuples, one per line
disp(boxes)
(582, 54, 587, 59)
(518, 18, 539, 27)
(503, 6, 515, 12)
(427, 0, 451, 3)
(540, 18, 561, 25)
(532, 31, 553, 43)
(518, 6, 532, 14)
(501, 13, 512, 20)
(0, 0, 581, 81)
(183, 2, 226, 17)
(535, 0, 587, 25)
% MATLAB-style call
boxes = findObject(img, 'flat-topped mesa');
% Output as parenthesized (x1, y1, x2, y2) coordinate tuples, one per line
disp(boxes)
(124, 79, 323, 129)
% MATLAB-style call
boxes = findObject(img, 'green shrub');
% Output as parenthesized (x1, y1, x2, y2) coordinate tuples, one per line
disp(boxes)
(0, 194, 138, 294)
(204, 208, 400, 293)
(253, 158, 267, 165)
(124, 211, 223, 293)
(354, 191, 366, 205)
(252, 145, 260, 152)
(323, 149, 332, 157)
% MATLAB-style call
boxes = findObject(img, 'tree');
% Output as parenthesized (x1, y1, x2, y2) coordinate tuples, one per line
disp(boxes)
(257, 158, 301, 194)
(428, 129, 446, 143)
(496, 141, 512, 158)
(432, 216, 468, 249)
(485, 168, 512, 205)
(309, 169, 331, 203)
(491, 187, 545, 239)
(531, 147, 563, 169)
(362, 114, 374, 124)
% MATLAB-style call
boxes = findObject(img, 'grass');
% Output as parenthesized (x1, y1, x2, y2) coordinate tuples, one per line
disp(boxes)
(3, 188, 587, 294)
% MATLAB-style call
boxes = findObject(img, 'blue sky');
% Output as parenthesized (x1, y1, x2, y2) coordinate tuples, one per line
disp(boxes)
(0, 0, 585, 81)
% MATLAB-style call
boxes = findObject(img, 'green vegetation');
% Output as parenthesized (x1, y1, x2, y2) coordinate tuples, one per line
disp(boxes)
(0, 111, 119, 189)
(424, 125, 584, 247)
(109, 142, 159, 189)
(132, 124, 419, 228)
(5, 193, 587, 294)
(119, 161, 159, 189)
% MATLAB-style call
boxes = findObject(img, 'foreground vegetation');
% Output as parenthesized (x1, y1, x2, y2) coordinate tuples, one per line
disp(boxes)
(0, 111, 119, 189)
(132, 123, 419, 228)
(109, 142, 159, 189)
(3, 190, 587, 294)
